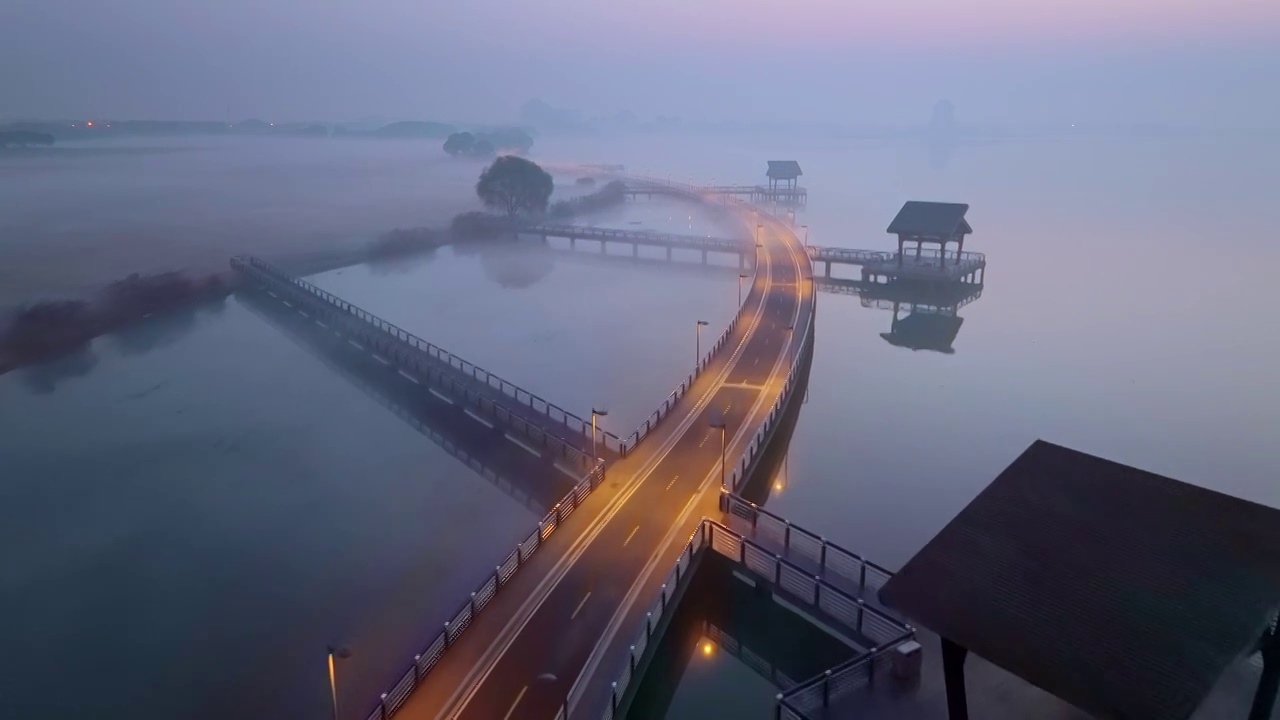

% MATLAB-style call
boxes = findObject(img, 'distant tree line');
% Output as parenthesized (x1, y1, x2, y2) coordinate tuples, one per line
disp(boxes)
(443, 128, 534, 159)
(0, 131, 54, 147)
(1, 271, 229, 371)
(359, 160, 626, 269)
(548, 180, 626, 220)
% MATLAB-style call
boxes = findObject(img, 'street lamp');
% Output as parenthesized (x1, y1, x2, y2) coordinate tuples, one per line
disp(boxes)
(328, 645, 352, 720)
(695, 320, 710, 366)
(801, 224, 809, 248)
(738, 272, 749, 305)
(591, 407, 608, 460)
(755, 224, 763, 247)
(709, 418, 727, 489)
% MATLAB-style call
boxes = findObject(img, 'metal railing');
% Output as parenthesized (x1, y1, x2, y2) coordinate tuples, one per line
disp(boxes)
(776, 647, 901, 720)
(809, 245, 986, 267)
(524, 223, 750, 253)
(720, 269, 815, 497)
(230, 256, 621, 463)
(720, 493, 894, 601)
(358, 459, 606, 720)
(807, 247, 895, 264)
(595, 519, 913, 720)
(860, 287, 984, 314)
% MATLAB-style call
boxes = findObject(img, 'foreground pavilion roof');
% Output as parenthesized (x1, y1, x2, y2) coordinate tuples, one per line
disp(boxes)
(880, 440, 1280, 720)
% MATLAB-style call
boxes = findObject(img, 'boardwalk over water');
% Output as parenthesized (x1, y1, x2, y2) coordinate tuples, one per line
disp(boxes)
(238, 287, 577, 515)
(231, 255, 622, 471)
(623, 182, 807, 206)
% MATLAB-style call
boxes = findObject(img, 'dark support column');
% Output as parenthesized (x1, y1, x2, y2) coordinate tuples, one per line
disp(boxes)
(898, 235, 905, 266)
(941, 637, 970, 720)
(957, 235, 965, 265)
(1249, 630, 1279, 720)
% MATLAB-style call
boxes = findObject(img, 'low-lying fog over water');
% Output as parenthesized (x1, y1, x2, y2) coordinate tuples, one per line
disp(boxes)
(0, 137, 480, 305)
(3, 129, 1278, 718)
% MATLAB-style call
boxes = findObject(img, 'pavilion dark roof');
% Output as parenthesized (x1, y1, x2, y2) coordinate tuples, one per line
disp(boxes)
(879, 440, 1280, 720)
(880, 314, 962, 354)
(886, 201, 972, 237)
(766, 161, 802, 179)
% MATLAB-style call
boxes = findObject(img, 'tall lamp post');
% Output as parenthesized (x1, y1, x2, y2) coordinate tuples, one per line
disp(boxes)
(695, 320, 710, 366)
(710, 418, 727, 489)
(801, 224, 809, 248)
(328, 645, 352, 720)
(738, 272, 749, 306)
(591, 407, 608, 460)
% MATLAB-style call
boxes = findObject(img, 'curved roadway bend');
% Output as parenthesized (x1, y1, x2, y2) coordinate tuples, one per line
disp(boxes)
(390, 207, 813, 720)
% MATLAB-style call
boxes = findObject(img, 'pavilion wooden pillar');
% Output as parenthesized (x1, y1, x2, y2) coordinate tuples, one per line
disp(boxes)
(1249, 626, 1279, 720)
(941, 636, 970, 720)
(897, 234, 906, 266)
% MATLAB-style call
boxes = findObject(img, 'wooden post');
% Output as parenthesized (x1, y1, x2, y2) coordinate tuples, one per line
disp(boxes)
(942, 637, 970, 720)
(1249, 629, 1280, 720)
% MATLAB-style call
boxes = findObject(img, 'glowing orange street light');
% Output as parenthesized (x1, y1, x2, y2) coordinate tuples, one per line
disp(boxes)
(702, 641, 715, 656)
(327, 645, 351, 720)
(591, 407, 608, 460)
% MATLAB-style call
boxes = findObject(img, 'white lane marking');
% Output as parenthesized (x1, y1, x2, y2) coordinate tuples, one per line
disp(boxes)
(570, 592, 592, 620)
(315, 320, 327, 328)
(502, 686, 528, 720)
(623, 526, 640, 547)
(443, 212, 781, 720)
(398, 370, 421, 384)
(348, 339, 363, 351)
(464, 408, 494, 429)
(665, 475, 679, 491)
(372, 354, 390, 365)
(567, 212, 809, 711)
(282, 300, 292, 308)
(428, 387, 451, 401)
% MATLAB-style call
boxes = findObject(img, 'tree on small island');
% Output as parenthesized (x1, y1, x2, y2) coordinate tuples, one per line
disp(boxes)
(476, 156, 553, 216)
(443, 132, 476, 156)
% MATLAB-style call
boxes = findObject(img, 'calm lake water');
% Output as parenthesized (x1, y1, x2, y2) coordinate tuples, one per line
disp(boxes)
(0, 299, 546, 718)
(2, 132, 1277, 718)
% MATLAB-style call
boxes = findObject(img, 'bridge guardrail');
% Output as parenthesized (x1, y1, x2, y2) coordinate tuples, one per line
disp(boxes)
(525, 223, 751, 254)
(592, 519, 914, 720)
(614, 179, 761, 455)
(356, 459, 606, 720)
(720, 493, 894, 599)
(231, 255, 620, 464)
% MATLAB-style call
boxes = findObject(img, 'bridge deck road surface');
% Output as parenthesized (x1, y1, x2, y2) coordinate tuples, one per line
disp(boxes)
(386, 212, 813, 720)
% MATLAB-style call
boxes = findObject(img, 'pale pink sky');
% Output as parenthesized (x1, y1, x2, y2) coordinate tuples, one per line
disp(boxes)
(2, 0, 1277, 124)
